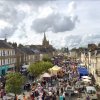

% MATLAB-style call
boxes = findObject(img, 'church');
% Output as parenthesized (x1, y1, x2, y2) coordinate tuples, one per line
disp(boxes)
(30, 33, 55, 53)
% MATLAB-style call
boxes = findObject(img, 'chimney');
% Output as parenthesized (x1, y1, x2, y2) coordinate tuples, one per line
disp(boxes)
(4, 34, 7, 42)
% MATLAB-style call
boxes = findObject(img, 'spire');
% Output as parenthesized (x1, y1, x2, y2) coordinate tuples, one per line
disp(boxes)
(44, 32, 46, 41)
(42, 32, 49, 46)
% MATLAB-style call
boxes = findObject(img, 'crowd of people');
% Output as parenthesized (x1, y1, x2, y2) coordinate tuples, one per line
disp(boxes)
(0, 58, 97, 100)
(18, 60, 92, 100)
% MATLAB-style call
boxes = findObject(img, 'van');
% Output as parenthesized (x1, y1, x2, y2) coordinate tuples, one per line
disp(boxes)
(85, 86, 98, 100)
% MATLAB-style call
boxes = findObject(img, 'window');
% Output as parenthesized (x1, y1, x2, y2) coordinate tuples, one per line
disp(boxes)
(0, 50, 1, 56)
(3, 50, 5, 56)
(8, 58, 10, 64)
(2, 59, 4, 65)
(8, 50, 9, 56)
(0, 59, 1, 66)
(3, 59, 5, 65)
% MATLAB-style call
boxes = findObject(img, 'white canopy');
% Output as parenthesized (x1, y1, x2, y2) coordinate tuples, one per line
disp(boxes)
(22, 65, 29, 69)
(82, 78, 91, 82)
(42, 73, 51, 78)
(79, 63, 85, 66)
(82, 76, 91, 80)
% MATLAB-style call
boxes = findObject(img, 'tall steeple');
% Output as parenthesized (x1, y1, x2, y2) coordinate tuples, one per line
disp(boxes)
(43, 32, 46, 41)
(42, 32, 49, 47)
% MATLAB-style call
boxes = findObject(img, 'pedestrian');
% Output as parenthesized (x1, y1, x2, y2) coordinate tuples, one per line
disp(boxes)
(59, 94, 64, 100)
(14, 94, 18, 100)
(86, 95, 90, 100)
(61, 87, 63, 94)
(52, 92, 57, 100)
(56, 89, 59, 96)
(23, 93, 27, 100)
(30, 92, 34, 100)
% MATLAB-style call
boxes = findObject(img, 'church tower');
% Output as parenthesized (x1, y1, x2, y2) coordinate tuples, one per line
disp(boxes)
(42, 32, 49, 47)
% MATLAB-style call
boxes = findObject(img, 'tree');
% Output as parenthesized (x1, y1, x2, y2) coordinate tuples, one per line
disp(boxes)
(12, 42, 17, 48)
(5, 72, 26, 94)
(42, 55, 52, 62)
(88, 43, 97, 51)
(18, 44, 24, 48)
(28, 61, 53, 77)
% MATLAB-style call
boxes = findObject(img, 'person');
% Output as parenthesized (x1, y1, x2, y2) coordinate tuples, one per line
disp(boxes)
(14, 94, 18, 100)
(52, 92, 57, 100)
(56, 89, 59, 96)
(59, 94, 64, 100)
(23, 93, 27, 100)
(86, 95, 90, 100)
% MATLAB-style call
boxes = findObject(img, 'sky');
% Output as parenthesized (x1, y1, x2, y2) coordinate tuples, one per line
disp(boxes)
(0, 0, 100, 49)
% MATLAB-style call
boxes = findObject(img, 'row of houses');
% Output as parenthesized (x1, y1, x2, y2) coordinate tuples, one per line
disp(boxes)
(81, 48, 100, 86)
(69, 47, 100, 86)
(0, 39, 55, 76)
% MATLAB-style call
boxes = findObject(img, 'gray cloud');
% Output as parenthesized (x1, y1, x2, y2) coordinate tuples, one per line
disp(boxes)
(64, 33, 100, 49)
(0, 0, 52, 38)
(32, 13, 78, 33)
(0, 1, 26, 38)
(64, 35, 82, 48)
(0, 27, 17, 38)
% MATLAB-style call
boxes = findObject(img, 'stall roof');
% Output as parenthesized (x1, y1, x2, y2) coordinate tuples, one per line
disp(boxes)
(77, 67, 89, 75)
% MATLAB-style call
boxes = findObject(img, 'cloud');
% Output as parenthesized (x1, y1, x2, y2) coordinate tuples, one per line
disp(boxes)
(0, 0, 52, 38)
(32, 12, 78, 33)
(31, 1, 78, 33)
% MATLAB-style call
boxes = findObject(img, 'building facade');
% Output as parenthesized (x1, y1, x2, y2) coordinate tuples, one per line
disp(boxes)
(0, 40, 16, 75)
(81, 48, 100, 86)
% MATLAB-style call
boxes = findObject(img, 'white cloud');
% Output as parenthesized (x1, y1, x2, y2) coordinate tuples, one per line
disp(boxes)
(0, 20, 12, 29)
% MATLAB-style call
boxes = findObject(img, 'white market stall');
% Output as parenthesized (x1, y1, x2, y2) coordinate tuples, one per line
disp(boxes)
(22, 65, 29, 69)
(42, 73, 51, 78)
(82, 76, 91, 80)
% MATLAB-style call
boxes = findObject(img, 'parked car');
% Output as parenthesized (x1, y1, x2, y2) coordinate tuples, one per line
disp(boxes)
(85, 86, 98, 100)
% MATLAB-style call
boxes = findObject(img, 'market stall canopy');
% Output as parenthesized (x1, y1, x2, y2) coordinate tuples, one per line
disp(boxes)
(82, 78, 91, 82)
(82, 76, 91, 80)
(77, 67, 89, 77)
(42, 73, 51, 78)
(79, 63, 85, 66)
(22, 65, 29, 69)
(49, 65, 61, 75)
(51, 65, 61, 71)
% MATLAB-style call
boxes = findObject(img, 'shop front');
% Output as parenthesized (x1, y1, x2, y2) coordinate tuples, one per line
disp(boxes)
(0, 65, 9, 76)
(7, 64, 15, 74)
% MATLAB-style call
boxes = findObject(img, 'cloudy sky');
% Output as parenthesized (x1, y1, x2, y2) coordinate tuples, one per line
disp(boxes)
(0, 0, 100, 49)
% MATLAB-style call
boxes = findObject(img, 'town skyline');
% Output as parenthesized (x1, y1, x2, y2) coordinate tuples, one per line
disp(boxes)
(0, 0, 100, 49)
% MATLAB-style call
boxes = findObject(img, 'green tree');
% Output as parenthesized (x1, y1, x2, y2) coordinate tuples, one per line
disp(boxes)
(42, 55, 52, 62)
(28, 61, 53, 77)
(5, 72, 26, 94)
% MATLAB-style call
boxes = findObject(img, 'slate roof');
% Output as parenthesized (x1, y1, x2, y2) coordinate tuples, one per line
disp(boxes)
(19, 47, 35, 55)
(0, 40, 13, 49)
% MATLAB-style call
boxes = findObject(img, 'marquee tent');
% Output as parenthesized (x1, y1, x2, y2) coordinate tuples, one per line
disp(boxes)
(42, 73, 51, 78)
(49, 65, 61, 75)
(77, 67, 89, 77)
